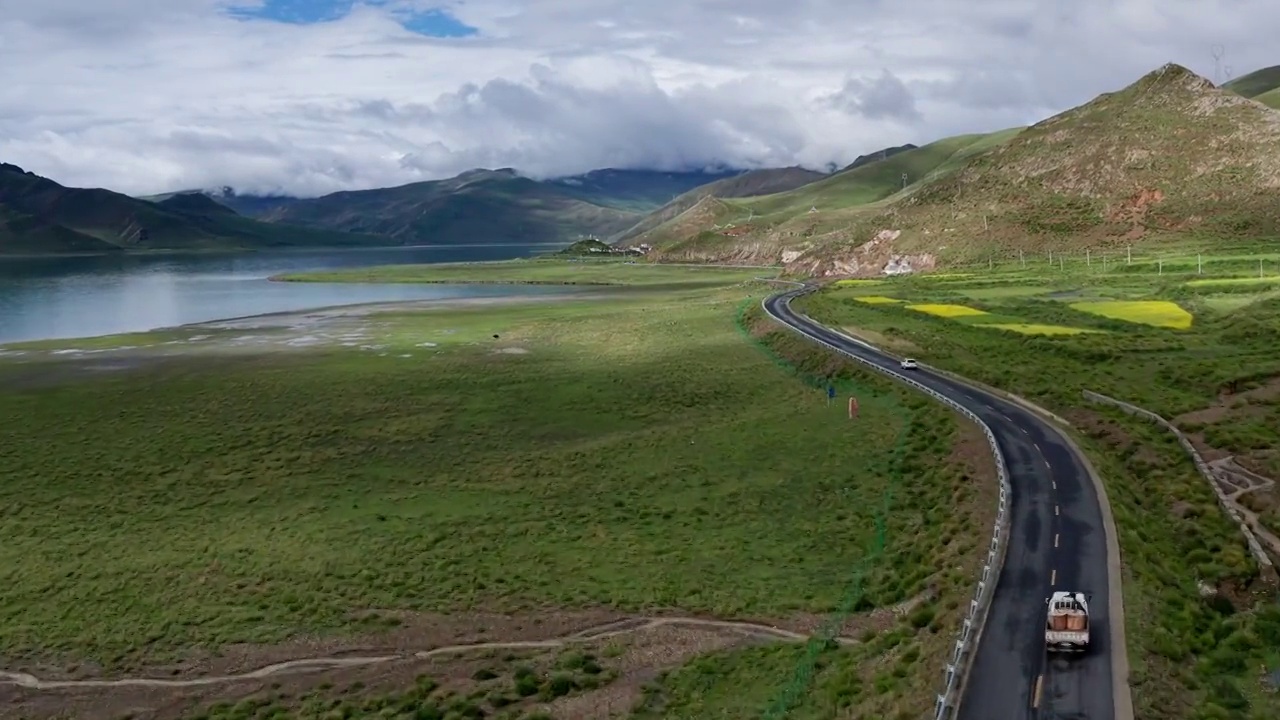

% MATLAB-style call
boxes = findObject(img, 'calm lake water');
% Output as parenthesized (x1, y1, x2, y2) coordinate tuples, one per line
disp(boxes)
(0, 244, 565, 344)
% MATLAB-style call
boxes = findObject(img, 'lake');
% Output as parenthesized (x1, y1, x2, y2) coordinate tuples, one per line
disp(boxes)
(0, 244, 566, 344)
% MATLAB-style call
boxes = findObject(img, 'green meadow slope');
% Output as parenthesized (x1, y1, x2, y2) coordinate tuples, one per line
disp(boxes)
(1224, 65, 1280, 99)
(639, 63, 1280, 276)
(628, 127, 1022, 258)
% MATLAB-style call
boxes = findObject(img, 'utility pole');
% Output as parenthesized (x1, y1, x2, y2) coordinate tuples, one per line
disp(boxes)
(1261, 258, 1265, 278)
(1060, 255, 1064, 271)
(1020, 249, 1025, 268)
(901, 173, 908, 190)
(989, 256, 993, 271)
(1197, 253, 1202, 275)
(1158, 259, 1163, 275)
(1086, 249, 1091, 269)
(1127, 245, 1132, 265)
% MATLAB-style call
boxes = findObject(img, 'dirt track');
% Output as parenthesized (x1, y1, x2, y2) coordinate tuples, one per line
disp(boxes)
(0, 616, 857, 690)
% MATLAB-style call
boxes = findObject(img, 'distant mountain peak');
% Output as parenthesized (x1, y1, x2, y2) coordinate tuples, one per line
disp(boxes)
(841, 144, 918, 173)
(156, 191, 239, 216)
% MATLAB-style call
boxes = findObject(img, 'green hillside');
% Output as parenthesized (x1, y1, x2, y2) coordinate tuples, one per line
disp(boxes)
(612, 167, 827, 244)
(639, 63, 1280, 273)
(547, 168, 740, 212)
(249, 168, 755, 245)
(0, 163, 387, 254)
(839, 143, 918, 172)
(1224, 65, 1280, 98)
(743, 129, 1024, 218)
(257, 169, 638, 245)
(627, 128, 1022, 252)
(1253, 87, 1280, 109)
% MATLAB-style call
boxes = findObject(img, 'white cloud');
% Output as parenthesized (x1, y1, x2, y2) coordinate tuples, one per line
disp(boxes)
(0, 0, 1275, 196)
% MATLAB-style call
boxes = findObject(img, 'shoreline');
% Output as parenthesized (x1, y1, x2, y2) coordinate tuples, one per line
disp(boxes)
(267, 274, 619, 286)
(0, 290, 606, 348)
(177, 290, 601, 329)
(0, 242, 570, 261)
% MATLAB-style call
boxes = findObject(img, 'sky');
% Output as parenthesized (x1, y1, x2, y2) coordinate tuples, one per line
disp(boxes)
(0, 1, 1275, 197)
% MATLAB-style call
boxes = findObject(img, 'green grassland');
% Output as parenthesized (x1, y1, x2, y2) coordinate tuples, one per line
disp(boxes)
(272, 257, 768, 287)
(1253, 87, 1280, 109)
(187, 651, 618, 720)
(0, 268, 995, 720)
(794, 263, 1280, 719)
(1224, 65, 1280, 101)
(632, 618, 949, 720)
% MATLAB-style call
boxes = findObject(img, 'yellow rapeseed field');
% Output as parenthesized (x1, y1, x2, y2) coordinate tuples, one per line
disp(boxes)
(906, 303, 990, 318)
(1069, 300, 1193, 329)
(853, 296, 903, 304)
(977, 323, 1098, 336)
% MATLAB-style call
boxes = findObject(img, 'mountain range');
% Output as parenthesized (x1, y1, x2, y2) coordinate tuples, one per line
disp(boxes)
(6, 62, 1280, 261)
(1, 161, 830, 254)
(0, 163, 391, 255)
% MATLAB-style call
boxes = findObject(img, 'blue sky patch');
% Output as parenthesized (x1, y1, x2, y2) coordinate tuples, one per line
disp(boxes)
(227, 1, 478, 38)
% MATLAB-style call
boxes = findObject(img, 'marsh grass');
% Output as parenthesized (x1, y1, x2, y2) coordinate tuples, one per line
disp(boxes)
(0, 281, 985, 684)
(622, 304, 997, 720)
(273, 258, 767, 287)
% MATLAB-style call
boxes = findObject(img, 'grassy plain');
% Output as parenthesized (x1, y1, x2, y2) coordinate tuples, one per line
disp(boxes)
(795, 260, 1280, 719)
(0, 261, 996, 719)
(271, 257, 767, 287)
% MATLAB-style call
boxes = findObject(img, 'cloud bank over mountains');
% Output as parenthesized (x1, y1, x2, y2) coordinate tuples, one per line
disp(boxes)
(1, 0, 1272, 196)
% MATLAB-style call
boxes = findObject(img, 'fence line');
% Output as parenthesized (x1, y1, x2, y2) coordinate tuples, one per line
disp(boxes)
(761, 284, 1011, 720)
(1082, 390, 1274, 573)
(943, 244, 1279, 279)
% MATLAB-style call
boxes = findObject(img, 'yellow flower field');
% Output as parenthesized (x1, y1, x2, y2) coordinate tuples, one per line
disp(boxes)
(906, 303, 990, 318)
(1069, 300, 1193, 329)
(853, 295, 903, 304)
(832, 279, 884, 287)
(977, 323, 1099, 336)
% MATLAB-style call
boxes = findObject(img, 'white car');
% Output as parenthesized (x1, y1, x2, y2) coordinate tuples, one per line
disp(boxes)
(900, 358, 919, 370)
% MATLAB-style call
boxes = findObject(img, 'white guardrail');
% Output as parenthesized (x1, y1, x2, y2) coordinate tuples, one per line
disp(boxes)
(759, 283, 1011, 720)
(1083, 390, 1273, 572)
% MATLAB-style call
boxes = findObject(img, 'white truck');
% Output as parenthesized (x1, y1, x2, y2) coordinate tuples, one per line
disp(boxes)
(1044, 591, 1091, 653)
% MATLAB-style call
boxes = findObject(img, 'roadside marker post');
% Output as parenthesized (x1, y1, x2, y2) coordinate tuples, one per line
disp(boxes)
(849, 396, 859, 419)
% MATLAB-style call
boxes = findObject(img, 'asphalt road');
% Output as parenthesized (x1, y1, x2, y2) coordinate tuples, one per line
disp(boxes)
(762, 286, 1116, 720)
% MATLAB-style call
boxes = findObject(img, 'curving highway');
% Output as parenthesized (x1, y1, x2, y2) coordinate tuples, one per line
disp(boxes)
(762, 284, 1123, 720)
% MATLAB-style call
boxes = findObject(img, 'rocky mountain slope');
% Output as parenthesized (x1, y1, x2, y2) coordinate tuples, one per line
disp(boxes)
(641, 63, 1280, 277)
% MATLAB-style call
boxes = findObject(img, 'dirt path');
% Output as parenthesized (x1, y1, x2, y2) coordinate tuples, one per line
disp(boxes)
(0, 616, 859, 691)
(1209, 456, 1280, 559)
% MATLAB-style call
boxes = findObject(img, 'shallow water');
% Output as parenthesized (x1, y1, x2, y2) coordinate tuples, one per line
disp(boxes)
(0, 244, 562, 344)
